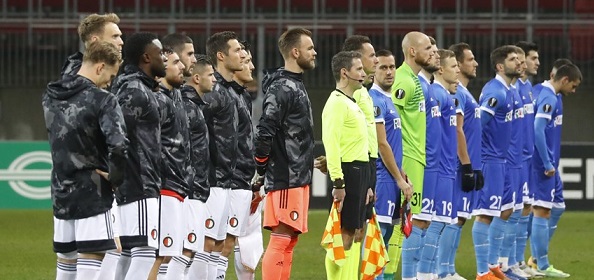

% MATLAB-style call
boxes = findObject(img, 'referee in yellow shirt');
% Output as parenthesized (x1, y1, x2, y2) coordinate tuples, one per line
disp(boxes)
(322, 51, 372, 279)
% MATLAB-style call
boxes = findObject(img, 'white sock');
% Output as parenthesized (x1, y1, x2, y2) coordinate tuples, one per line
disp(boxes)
(98, 250, 120, 280)
(166, 256, 191, 280)
(208, 252, 220, 280)
(76, 258, 102, 280)
(234, 246, 255, 280)
(114, 250, 131, 280)
(124, 247, 156, 280)
(157, 263, 168, 280)
(56, 260, 77, 280)
(188, 252, 210, 280)
(499, 257, 510, 271)
(184, 256, 193, 277)
(217, 255, 228, 279)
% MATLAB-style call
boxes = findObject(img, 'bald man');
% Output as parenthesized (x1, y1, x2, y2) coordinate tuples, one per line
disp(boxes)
(390, 31, 434, 280)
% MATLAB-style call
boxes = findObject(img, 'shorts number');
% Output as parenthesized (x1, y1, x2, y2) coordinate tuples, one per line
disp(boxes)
(411, 192, 421, 207)
(489, 195, 502, 210)
(441, 201, 452, 217)
(462, 197, 471, 212)
(522, 182, 529, 196)
(387, 200, 397, 216)
(421, 198, 433, 213)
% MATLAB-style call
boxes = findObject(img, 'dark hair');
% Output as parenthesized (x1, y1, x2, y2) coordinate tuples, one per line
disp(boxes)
(449, 42, 471, 63)
(123, 32, 159, 66)
(83, 41, 122, 66)
(239, 40, 251, 53)
(162, 33, 193, 54)
(553, 63, 582, 82)
(331, 51, 362, 82)
(375, 49, 393, 57)
(278, 28, 312, 59)
(78, 13, 120, 43)
(206, 31, 238, 66)
(515, 41, 538, 56)
(428, 36, 436, 45)
(342, 35, 372, 52)
(490, 45, 518, 71)
(552, 58, 573, 71)
(192, 54, 213, 75)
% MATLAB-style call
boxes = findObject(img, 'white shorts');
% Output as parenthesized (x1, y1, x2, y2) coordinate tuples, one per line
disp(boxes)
(184, 199, 206, 252)
(53, 210, 116, 253)
(158, 195, 186, 256)
(227, 189, 252, 237)
(237, 201, 264, 270)
(204, 187, 230, 241)
(118, 198, 159, 250)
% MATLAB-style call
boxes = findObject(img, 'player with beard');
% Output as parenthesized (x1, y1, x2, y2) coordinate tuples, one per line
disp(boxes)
(253, 28, 316, 280)
(145, 49, 191, 280)
(203, 31, 245, 280)
(368, 49, 413, 280)
(61, 13, 123, 78)
(438, 42, 482, 280)
(391, 32, 434, 280)
(472, 46, 520, 280)
(110, 32, 167, 280)
(162, 34, 197, 78)
(183, 55, 217, 280)
(44, 41, 127, 280)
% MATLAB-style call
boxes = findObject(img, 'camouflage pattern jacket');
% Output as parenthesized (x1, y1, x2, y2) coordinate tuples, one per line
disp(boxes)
(157, 85, 192, 198)
(255, 68, 315, 192)
(181, 85, 210, 202)
(230, 81, 255, 191)
(202, 72, 238, 189)
(111, 64, 162, 205)
(43, 75, 128, 219)
(60, 52, 83, 78)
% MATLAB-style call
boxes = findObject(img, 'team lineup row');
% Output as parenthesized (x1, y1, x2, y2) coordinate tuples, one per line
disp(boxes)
(42, 12, 582, 280)
(313, 29, 581, 280)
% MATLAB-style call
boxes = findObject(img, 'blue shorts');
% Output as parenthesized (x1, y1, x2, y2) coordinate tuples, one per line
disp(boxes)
(375, 181, 401, 224)
(415, 170, 439, 222)
(554, 172, 565, 209)
(521, 159, 533, 205)
(531, 165, 557, 209)
(473, 162, 504, 217)
(503, 166, 523, 211)
(453, 166, 475, 219)
(433, 175, 454, 223)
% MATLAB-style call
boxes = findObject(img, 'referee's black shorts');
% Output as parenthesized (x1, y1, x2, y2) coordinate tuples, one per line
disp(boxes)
(340, 160, 371, 230)
(365, 157, 378, 219)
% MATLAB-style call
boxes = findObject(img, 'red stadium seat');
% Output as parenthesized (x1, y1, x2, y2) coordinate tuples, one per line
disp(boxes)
(502, 0, 528, 13)
(467, 0, 493, 13)
(431, 0, 458, 14)
(569, 25, 594, 61)
(535, 0, 565, 13)
(575, 0, 594, 14)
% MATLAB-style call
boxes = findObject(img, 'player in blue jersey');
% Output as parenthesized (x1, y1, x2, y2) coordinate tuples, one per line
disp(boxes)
(417, 49, 460, 280)
(472, 45, 520, 280)
(531, 64, 581, 278)
(437, 42, 482, 280)
(369, 49, 413, 280)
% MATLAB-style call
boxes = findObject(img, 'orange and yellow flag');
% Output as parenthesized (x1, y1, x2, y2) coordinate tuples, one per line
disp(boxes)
(320, 202, 346, 266)
(361, 209, 389, 280)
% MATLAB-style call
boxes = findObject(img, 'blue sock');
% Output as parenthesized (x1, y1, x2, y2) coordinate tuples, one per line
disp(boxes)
(472, 220, 490, 274)
(502, 211, 520, 266)
(516, 214, 529, 264)
(418, 222, 445, 274)
(402, 225, 423, 279)
(437, 224, 458, 278)
(531, 216, 550, 270)
(380, 222, 394, 248)
(549, 207, 564, 242)
(449, 225, 462, 275)
(488, 217, 507, 266)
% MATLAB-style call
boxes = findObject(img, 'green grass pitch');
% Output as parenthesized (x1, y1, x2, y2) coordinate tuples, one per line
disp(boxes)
(1, 210, 593, 279)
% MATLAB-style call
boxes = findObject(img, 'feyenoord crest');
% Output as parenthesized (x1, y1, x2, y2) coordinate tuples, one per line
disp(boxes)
(151, 229, 158, 240)
(163, 237, 173, 248)
(187, 233, 197, 243)
(229, 217, 239, 228)
(290, 211, 299, 221)
(395, 89, 405, 99)
(205, 218, 215, 229)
